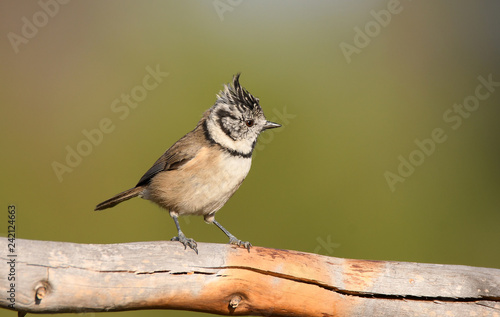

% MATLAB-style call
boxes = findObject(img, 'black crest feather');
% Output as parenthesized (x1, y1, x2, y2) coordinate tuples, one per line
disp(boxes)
(217, 73, 260, 111)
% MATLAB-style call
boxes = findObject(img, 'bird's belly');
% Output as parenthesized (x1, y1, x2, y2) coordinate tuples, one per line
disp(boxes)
(144, 152, 252, 216)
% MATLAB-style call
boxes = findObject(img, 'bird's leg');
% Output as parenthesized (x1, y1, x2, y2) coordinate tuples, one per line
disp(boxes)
(170, 214, 198, 254)
(213, 219, 251, 251)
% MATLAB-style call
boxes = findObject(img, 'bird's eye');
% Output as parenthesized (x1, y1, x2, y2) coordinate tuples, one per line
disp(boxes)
(245, 119, 254, 127)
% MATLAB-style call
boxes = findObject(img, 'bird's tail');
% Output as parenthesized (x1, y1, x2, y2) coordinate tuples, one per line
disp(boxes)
(94, 186, 145, 211)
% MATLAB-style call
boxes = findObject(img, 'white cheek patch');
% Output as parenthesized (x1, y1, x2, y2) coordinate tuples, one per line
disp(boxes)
(207, 117, 254, 155)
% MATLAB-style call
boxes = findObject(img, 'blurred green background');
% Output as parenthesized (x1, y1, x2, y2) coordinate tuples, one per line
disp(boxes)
(1, 1, 500, 316)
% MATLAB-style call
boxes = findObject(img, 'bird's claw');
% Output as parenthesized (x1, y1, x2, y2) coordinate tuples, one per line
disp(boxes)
(228, 236, 252, 252)
(171, 233, 198, 254)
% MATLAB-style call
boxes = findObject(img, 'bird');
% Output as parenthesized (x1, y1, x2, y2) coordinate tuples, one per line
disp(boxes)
(94, 74, 281, 253)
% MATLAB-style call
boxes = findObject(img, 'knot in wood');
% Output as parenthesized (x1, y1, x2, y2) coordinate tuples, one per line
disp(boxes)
(34, 280, 51, 304)
(36, 286, 46, 300)
(229, 295, 242, 308)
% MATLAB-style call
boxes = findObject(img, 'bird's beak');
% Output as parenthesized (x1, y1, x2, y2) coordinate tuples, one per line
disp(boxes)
(263, 121, 281, 130)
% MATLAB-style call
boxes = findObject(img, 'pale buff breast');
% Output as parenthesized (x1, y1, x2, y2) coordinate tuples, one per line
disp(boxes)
(143, 147, 252, 216)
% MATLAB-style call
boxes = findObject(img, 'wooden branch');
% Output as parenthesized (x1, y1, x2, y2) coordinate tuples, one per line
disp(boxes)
(0, 238, 499, 316)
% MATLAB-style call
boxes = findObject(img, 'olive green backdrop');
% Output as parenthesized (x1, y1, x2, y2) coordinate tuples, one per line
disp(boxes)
(1, 1, 499, 317)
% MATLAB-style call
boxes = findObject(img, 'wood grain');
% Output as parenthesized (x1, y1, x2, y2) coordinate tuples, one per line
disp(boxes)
(0, 238, 499, 316)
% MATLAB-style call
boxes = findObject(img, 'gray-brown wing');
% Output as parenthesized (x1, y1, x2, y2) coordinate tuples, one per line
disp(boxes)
(135, 133, 202, 187)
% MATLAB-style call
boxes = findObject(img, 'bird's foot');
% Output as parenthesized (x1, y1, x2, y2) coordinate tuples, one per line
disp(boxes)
(171, 233, 198, 254)
(228, 236, 252, 252)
